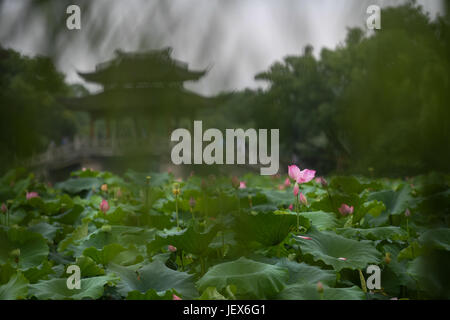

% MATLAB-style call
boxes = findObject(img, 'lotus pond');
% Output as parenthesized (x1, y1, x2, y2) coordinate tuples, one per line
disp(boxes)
(0, 168, 449, 300)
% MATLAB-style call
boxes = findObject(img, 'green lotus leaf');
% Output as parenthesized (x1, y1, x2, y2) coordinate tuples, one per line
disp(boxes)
(368, 184, 416, 215)
(329, 176, 382, 195)
(234, 211, 309, 247)
(299, 211, 338, 231)
(274, 258, 336, 285)
(28, 274, 118, 300)
(0, 272, 29, 300)
(0, 263, 16, 284)
(336, 226, 408, 241)
(398, 242, 424, 261)
(67, 225, 156, 256)
(381, 243, 417, 296)
(407, 251, 450, 299)
(198, 287, 227, 300)
(126, 288, 176, 300)
(57, 222, 89, 253)
(108, 261, 198, 299)
(197, 257, 289, 299)
(277, 284, 365, 300)
(23, 260, 55, 283)
(76, 256, 105, 277)
(419, 228, 450, 251)
(83, 243, 143, 266)
(260, 189, 294, 207)
(28, 222, 59, 242)
(50, 204, 84, 225)
(0, 228, 49, 270)
(55, 177, 103, 194)
(293, 228, 381, 271)
(147, 225, 219, 256)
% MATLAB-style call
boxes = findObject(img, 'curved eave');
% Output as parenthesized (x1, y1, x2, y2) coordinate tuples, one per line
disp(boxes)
(77, 66, 207, 86)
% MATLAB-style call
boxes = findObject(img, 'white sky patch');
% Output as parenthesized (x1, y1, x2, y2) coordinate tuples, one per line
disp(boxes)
(0, 0, 444, 95)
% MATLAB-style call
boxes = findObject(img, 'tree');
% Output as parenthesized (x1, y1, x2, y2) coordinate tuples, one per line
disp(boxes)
(0, 46, 76, 171)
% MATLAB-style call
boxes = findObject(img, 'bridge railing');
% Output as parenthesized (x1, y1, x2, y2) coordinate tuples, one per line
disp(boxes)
(24, 135, 167, 169)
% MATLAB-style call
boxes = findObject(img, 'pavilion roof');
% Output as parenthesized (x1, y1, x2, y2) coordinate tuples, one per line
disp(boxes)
(77, 47, 207, 86)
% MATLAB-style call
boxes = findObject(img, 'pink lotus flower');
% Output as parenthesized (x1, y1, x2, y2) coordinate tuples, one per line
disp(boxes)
(284, 178, 291, 187)
(297, 235, 312, 240)
(338, 257, 347, 261)
(277, 184, 285, 190)
(338, 204, 354, 216)
(288, 165, 316, 184)
(288, 165, 301, 181)
(26, 192, 39, 200)
(288, 204, 293, 211)
(293, 183, 299, 196)
(100, 199, 110, 214)
(239, 181, 246, 189)
(172, 294, 182, 300)
(168, 245, 177, 252)
(1, 203, 6, 213)
(299, 193, 308, 206)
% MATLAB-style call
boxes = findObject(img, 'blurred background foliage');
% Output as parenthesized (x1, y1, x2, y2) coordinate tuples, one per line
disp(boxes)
(0, 47, 88, 167)
(0, 1, 449, 178)
(203, 2, 450, 176)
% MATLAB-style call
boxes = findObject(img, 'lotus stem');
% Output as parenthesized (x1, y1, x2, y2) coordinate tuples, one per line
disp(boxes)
(175, 194, 179, 230)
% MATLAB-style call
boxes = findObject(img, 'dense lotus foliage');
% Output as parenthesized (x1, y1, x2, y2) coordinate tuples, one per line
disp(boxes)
(0, 167, 449, 300)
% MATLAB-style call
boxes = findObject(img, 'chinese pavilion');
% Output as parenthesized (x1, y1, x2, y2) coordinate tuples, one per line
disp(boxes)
(63, 47, 217, 152)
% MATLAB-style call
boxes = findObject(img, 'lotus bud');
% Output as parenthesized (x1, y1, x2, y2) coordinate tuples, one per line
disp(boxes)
(239, 181, 246, 189)
(317, 281, 324, 294)
(172, 294, 182, 300)
(284, 178, 291, 187)
(405, 208, 411, 218)
(299, 193, 308, 206)
(101, 184, 108, 192)
(168, 245, 177, 252)
(293, 183, 299, 196)
(100, 199, 110, 214)
(1, 203, 6, 213)
(288, 204, 293, 211)
(384, 252, 391, 264)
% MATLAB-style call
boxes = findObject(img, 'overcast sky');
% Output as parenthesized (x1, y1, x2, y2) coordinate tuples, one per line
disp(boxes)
(0, 0, 444, 95)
